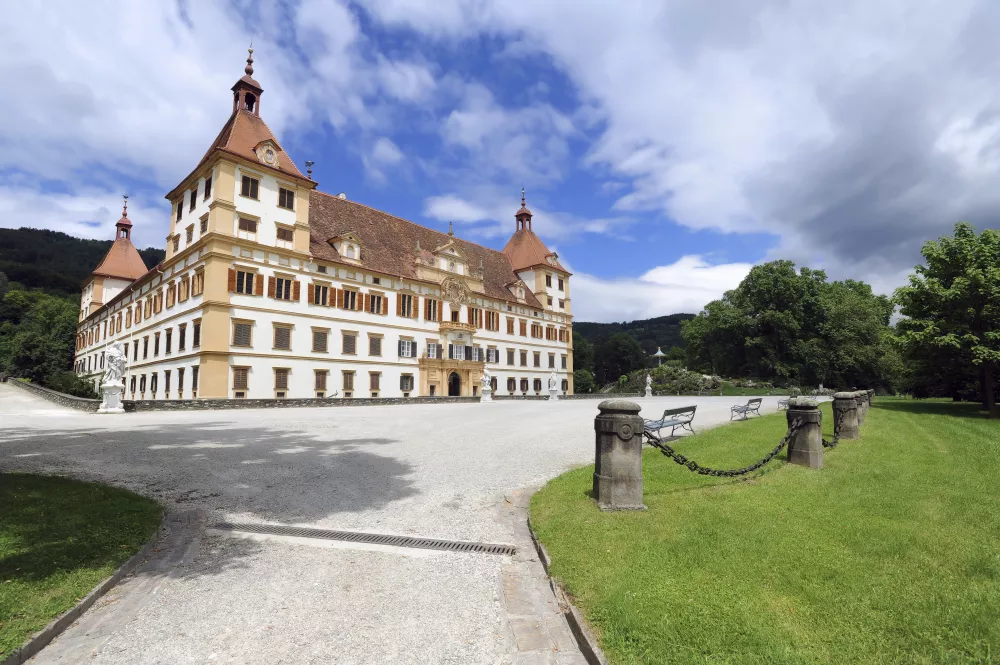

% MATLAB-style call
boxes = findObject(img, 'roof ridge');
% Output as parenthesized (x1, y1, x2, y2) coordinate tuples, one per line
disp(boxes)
(311, 190, 509, 261)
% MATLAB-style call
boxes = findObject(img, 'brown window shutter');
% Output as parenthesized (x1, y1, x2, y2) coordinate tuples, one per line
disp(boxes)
(381, 297, 388, 315)
(254, 274, 263, 296)
(308, 283, 315, 304)
(268, 276, 276, 298)
(228, 269, 236, 293)
(293, 281, 301, 301)
(337, 289, 345, 308)
(396, 294, 402, 316)
(422, 297, 429, 320)
(364, 293, 371, 313)
(413, 297, 419, 319)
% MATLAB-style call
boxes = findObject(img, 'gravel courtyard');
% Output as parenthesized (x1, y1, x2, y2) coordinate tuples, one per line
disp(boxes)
(0, 385, 788, 664)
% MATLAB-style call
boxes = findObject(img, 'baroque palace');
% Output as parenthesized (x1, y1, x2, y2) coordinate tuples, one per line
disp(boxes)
(73, 50, 574, 401)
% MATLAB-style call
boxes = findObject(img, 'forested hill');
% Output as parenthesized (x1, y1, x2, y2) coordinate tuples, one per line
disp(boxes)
(574, 313, 695, 354)
(0, 227, 164, 296)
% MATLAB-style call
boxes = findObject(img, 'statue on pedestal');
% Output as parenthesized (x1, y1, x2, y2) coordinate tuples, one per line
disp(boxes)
(548, 370, 560, 401)
(645, 374, 652, 398)
(480, 366, 493, 403)
(98, 342, 127, 414)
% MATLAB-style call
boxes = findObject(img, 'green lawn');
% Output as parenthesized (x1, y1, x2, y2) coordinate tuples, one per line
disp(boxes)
(530, 399, 1000, 665)
(0, 474, 162, 658)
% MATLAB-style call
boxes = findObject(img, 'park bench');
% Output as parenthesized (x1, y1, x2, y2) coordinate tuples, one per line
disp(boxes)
(777, 398, 789, 410)
(731, 398, 763, 420)
(643, 405, 697, 438)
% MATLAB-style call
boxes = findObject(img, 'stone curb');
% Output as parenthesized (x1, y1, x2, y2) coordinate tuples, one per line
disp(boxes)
(525, 514, 610, 665)
(0, 510, 168, 665)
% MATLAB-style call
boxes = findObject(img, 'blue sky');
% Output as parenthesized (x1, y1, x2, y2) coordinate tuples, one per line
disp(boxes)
(2, 1, 999, 321)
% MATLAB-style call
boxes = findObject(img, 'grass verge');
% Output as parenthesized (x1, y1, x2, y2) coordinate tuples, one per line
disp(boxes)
(0, 474, 162, 658)
(530, 399, 999, 664)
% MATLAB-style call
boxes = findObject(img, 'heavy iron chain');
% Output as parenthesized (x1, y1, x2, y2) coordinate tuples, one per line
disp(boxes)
(642, 418, 804, 478)
(821, 405, 848, 448)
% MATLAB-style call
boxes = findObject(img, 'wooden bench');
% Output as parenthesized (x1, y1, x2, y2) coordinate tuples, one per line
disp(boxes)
(777, 398, 789, 410)
(731, 398, 763, 420)
(644, 406, 697, 438)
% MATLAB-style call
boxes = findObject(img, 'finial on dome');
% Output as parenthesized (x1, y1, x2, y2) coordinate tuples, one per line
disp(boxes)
(122, 194, 128, 218)
(305, 160, 314, 179)
(521, 186, 526, 207)
(448, 221, 454, 236)
(245, 44, 254, 76)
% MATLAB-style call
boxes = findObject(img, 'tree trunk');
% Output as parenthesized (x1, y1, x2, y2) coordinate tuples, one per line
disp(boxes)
(985, 363, 999, 419)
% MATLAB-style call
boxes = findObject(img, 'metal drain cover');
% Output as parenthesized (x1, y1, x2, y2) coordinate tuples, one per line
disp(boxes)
(212, 522, 517, 556)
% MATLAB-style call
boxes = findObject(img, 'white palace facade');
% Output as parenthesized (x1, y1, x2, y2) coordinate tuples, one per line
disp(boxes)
(73, 51, 574, 401)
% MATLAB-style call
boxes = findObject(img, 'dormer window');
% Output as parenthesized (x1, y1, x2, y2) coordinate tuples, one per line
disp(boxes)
(346, 246, 356, 259)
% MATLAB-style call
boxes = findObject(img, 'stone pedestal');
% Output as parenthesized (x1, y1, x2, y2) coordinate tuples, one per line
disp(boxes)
(593, 399, 646, 511)
(481, 385, 493, 403)
(855, 390, 867, 427)
(786, 397, 823, 468)
(548, 387, 559, 401)
(97, 382, 125, 414)
(644, 387, 652, 398)
(833, 391, 860, 440)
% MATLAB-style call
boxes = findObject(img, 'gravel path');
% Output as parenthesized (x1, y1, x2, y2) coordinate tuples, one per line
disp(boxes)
(0, 384, 790, 664)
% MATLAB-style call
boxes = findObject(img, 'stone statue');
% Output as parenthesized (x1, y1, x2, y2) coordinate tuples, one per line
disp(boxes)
(644, 374, 653, 398)
(480, 366, 493, 403)
(103, 342, 126, 385)
(547, 371, 560, 401)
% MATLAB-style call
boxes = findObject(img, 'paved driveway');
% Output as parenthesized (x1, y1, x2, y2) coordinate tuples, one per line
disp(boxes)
(0, 385, 790, 664)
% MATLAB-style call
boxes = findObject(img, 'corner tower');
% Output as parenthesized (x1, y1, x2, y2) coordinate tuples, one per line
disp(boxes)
(502, 190, 572, 316)
(81, 197, 151, 320)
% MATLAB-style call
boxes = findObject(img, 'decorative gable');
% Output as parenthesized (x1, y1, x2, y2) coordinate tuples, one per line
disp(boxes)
(432, 239, 468, 275)
(328, 232, 363, 264)
(507, 279, 528, 303)
(254, 140, 281, 167)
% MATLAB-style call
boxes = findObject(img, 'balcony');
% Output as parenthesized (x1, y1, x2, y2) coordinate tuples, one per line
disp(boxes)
(440, 320, 475, 335)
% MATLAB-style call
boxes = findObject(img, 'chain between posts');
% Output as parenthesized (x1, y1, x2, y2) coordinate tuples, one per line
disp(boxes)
(821, 404, 848, 448)
(642, 418, 804, 477)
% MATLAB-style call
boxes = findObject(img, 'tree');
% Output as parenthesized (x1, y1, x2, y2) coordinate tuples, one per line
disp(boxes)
(595, 332, 646, 385)
(572, 331, 594, 374)
(895, 222, 1000, 417)
(573, 369, 596, 394)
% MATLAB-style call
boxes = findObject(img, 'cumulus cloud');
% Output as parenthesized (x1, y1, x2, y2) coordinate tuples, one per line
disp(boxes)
(566, 255, 753, 322)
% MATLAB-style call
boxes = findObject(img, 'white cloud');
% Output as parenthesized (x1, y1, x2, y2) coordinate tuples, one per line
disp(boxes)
(424, 195, 492, 222)
(566, 255, 753, 322)
(363, 137, 405, 182)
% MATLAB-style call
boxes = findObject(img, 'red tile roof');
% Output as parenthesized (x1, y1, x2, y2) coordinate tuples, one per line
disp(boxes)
(91, 238, 149, 281)
(197, 109, 305, 179)
(502, 228, 568, 273)
(308, 191, 544, 309)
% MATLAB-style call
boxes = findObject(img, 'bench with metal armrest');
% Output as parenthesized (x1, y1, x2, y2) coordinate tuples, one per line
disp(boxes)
(643, 405, 697, 438)
(731, 398, 763, 420)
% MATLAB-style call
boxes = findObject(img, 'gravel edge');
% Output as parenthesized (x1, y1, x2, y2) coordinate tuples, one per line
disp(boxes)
(1, 509, 168, 665)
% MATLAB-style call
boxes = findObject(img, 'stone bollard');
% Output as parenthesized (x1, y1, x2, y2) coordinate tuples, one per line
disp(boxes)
(593, 399, 647, 511)
(855, 390, 867, 427)
(833, 392, 860, 440)
(786, 397, 823, 468)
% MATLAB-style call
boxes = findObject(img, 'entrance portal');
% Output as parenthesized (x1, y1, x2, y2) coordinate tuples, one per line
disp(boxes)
(448, 372, 461, 397)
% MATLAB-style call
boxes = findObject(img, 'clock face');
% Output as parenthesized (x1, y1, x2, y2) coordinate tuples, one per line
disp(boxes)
(264, 148, 276, 164)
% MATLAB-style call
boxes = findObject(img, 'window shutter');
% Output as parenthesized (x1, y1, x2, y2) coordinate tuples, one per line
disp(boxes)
(292, 281, 301, 301)
(308, 284, 315, 304)
(381, 297, 388, 315)
(396, 294, 402, 316)
(465, 345, 472, 360)
(337, 289, 345, 308)
(448, 344, 454, 359)
(268, 276, 276, 298)
(398, 340, 405, 357)
(228, 269, 236, 292)
(364, 294, 371, 313)
(423, 297, 429, 320)
(414, 297, 420, 319)
(253, 274, 262, 296)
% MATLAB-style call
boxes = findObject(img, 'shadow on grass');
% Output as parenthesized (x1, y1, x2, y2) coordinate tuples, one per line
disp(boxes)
(872, 399, 990, 420)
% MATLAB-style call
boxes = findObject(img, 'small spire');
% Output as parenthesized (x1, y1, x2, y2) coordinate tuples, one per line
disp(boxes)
(305, 160, 314, 179)
(245, 45, 254, 76)
(448, 221, 454, 236)
(416, 239, 421, 251)
(521, 186, 526, 207)
(122, 194, 129, 218)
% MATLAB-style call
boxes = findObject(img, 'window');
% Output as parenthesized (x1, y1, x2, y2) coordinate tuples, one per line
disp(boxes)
(274, 277, 293, 300)
(236, 270, 255, 294)
(172, 237, 179, 252)
(312, 284, 329, 306)
(233, 367, 249, 390)
(398, 294, 415, 318)
(520, 350, 527, 366)
(238, 217, 257, 240)
(450, 344, 466, 361)
(369, 336, 382, 356)
(233, 322, 252, 347)
(277, 227, 294, 247)
(165, 370, 172, 395)
(561, 355, 567, 369)
(399, 339, 415, 358)
(369, 372, 381, 392)
(534, 352, 541, 368)
(139, 374, 147, 394)
(274, 326, 292, 350)
(519, 320, 527, 336)
(427, 342, 439, 359)
(558, 278, 564, 291)
(534, 378, 543, 393)
(343, 371, 355, 391)
(486, 311, 500, 331)
(450, 309, 460, 322)
(241, 175, 259, 199)
(342, 289, 358, 310)
(562, 379, 569, 392)
(166, 329, 173, 354)
(507, 349, 515, 365)
(400, 375, 414, 392)
(548, 353, 555, 368)
(167, 283, 176, 307)
(312, 330, 328, 352)
(176, 201, 183, 222)
(559, 299, 565, 309)
(546, 274, 552, 287)
(200, 217, 208, 234)
(468, 307, 482, 327)
(343, 333, 356, 354)
(189, 190, 197, 211)
(531, 323, 542, 338)
(547, 297, 553, 306)
(318, 265, 327, 274)
(425, 298, 440, 322)
(487, 348, 499, 363)
(192, 271, 205, 296)
(192, 366, 199, 392)
(507, 378, 517, 393)
(278, 188, 295, 210)
(150, 373, 158, 396)
(186, 225, 194, 243)
(133, 340, 139, 361)
(193, 320, 201, 347)
(274, 368, 289, 392)
(130, 376, 136, 395)
(368, 293, 383, 314)
(520, 378, 529, 393)
(143, 336, 149, 359)
(179, 324, 187, 351)
(177, 368, 185, 397)
(372, 277, 380, 285)
(315, 370, 328, 392)
(126, 309, 132, 328)
(507, 318, 515, 334)
(204, 175, 212, 199)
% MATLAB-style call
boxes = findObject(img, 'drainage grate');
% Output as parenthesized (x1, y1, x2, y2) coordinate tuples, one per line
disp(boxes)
(212, 522, 517, 556)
